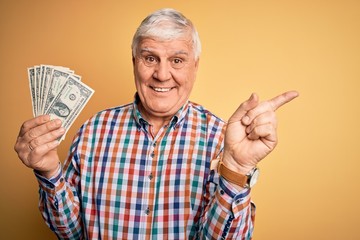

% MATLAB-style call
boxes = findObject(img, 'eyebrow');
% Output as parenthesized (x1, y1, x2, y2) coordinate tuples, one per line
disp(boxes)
(174, 50, 189, 56)
(139, 48, 189, 56)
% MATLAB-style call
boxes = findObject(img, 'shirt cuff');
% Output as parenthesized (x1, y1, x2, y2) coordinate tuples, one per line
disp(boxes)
(217, 176, 252, 218)
(34, 163, 64, 194)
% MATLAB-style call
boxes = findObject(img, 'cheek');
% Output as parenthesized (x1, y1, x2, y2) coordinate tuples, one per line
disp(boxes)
(182, 68, 197, 89)
(135, 65, 152, 84)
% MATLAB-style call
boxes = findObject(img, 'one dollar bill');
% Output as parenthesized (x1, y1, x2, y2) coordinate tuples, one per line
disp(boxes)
(45, 75, 94, 140)
(27, 64, 95, 141)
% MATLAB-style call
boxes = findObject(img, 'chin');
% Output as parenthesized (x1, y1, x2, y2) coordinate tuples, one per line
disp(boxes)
(151, 106, 175, 115)
(149, 104, 178, 116)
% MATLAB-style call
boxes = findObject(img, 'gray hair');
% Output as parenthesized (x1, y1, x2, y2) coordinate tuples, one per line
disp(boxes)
(131, 8, 202, 60)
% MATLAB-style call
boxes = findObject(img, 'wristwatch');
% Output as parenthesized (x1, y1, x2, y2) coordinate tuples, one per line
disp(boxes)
(218, 161, 260, 188)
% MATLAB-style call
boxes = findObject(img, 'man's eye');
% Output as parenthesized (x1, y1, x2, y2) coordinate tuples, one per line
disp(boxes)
(173, 58, 183, 64)
(145, 56, 156, 63)
(171, 58, 185, 69)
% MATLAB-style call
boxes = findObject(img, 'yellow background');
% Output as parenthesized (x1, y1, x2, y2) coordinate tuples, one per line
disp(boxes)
(1, 1, 359, 239)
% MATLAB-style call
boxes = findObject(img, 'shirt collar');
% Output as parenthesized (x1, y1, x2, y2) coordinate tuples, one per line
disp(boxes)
(132, 93, 189, 130)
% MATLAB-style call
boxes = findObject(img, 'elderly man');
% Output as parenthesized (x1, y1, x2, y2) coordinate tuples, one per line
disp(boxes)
(15, 8, 298, 239)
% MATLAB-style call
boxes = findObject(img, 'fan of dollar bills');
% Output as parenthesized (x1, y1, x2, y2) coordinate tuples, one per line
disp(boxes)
(27, 65, 95, 140)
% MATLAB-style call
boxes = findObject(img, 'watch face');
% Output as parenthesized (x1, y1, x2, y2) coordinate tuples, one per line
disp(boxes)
(249, 168, 260, 188)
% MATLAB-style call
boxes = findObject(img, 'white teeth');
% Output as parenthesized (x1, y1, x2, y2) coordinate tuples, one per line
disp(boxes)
(153, 87, 171, 92)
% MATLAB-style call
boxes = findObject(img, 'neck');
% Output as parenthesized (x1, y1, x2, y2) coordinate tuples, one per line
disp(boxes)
(138, 103, 172, 136)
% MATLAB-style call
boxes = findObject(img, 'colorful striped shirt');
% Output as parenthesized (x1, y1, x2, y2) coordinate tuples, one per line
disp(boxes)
(36, 96, 255, 239)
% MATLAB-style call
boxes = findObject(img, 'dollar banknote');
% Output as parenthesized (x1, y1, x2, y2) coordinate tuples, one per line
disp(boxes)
(43, 69, 79, 114)
(27, 67, 36, 116)
(41, 65, 75, 114)
(28, 64, 94, 140)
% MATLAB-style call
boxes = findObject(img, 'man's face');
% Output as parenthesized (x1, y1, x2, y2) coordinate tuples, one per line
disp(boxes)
(133, 36, 199, 121)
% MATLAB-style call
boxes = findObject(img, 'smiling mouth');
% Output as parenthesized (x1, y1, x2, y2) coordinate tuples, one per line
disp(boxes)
(152, 87, 173, 92)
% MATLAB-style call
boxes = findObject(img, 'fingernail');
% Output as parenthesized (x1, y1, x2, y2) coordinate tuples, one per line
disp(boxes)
(242, 115, 250, 125)
(249, 93, 255, 101)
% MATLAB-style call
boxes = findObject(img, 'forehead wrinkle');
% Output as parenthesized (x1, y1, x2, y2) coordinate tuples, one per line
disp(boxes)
(139, 47, 152, 53)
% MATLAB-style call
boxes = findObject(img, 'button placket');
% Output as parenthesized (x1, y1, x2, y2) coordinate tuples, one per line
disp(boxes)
(149, 142, 155, 181)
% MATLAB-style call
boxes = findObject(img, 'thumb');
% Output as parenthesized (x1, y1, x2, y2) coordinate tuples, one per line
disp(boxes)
(228, 93, 259, 124)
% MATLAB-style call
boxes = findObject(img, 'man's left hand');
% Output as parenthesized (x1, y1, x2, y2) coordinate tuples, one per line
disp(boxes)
(222, 91, 299, 175)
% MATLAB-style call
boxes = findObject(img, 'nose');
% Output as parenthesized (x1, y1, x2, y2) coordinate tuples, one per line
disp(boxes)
(153, 61, 171, 81)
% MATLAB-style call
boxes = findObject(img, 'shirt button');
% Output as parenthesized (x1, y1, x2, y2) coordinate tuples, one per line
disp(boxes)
(150, 152, 155, 158)
(220, 190, 225, 195)
(235, 199, 242, 205)
(145, 207, 150, 215)
(148, 173, 153, 180)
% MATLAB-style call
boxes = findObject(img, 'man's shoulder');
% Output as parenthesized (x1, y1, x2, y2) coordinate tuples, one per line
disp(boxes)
(98, 103, 134, 115)
(85, 103, 134, 124)
(186, 101, 226, 141)
(188, 101, 224, 123)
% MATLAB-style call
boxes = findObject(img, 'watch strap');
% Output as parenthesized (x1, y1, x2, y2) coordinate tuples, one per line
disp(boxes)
(218, 161, 248, 187)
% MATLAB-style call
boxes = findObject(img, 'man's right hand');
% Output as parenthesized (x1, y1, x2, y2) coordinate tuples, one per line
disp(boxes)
(14, 115, 65, 179)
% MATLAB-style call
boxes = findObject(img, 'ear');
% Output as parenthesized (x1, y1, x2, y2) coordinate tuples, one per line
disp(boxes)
(193, 58, 200, 81)
(194, 57, 200, 70)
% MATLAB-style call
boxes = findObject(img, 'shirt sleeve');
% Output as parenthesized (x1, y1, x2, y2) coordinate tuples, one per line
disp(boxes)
(35, 147, 84, 239)
(200, 169, 256, 239)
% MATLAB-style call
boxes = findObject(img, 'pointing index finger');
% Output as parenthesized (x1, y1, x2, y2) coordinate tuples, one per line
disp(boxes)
(269, 90, 299, 111)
